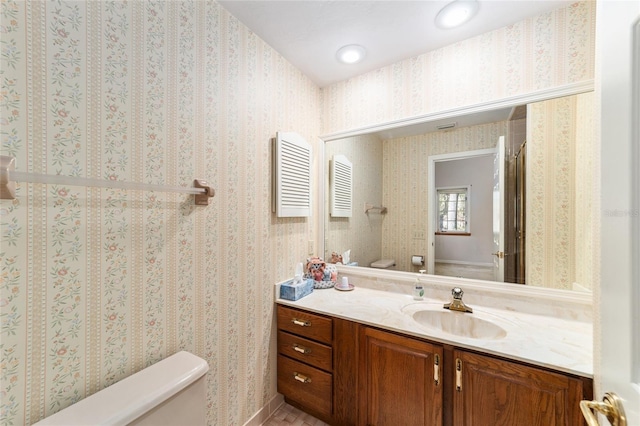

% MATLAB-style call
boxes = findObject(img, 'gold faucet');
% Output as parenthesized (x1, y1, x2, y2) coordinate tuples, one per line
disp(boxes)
(443, 287, 473, 313)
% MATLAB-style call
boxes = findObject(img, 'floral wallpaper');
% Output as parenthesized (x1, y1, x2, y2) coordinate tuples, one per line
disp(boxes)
(574, 91, 595, 291)
(0, 0, 597, 425)
(320, 1, 596, 135)
(0, 1, 320, 425)
(527, 92, 595, 290)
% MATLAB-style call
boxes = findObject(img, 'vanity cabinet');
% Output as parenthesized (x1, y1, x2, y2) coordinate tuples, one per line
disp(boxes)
(276, 305, 357, 425)
(276, 305, 592, 426)
(452, 349, 591, 426)
(358, 326, 443, 426)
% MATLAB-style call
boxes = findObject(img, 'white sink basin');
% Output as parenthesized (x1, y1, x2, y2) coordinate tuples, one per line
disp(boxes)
(411, 309, 507, 340)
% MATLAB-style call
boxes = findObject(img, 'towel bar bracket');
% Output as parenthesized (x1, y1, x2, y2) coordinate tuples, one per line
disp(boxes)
(364, 202, 387, 214)
(0, 155, 16, 200)
(193, 179, 215, 205)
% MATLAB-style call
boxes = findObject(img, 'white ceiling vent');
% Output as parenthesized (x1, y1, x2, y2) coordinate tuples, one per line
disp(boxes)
(330, 154, 352, 217)
(273, 131, 312, 217)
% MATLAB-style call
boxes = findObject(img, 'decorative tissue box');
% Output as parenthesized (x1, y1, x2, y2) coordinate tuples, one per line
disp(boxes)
(280, 278, 314, 301)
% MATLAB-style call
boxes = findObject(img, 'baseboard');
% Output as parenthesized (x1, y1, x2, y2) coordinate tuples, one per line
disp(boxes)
(243, 394, 285, 426)
(435, 259, 493, 267)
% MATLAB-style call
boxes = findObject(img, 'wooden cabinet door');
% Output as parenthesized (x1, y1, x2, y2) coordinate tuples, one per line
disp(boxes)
(358, 327, 443, 426)
(333, 318, 358, 426)
(453, 350, 590, 426)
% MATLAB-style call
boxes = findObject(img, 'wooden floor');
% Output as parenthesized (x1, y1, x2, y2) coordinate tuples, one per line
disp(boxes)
(435, 262, 494, 281)
(262, 403, 327, 426)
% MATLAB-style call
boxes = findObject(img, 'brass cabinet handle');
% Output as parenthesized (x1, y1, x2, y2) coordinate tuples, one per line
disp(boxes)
(292, 318, 311, 327)
(580, 392, 627, 426)
(433, 354, 440, 386)
(292, 343, 311, 354)
(455, 358, 462, 391)
(293, 372, 312, 384)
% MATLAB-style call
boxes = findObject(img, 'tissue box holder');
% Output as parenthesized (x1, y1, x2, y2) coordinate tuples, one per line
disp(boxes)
(280, 278, 314, 301)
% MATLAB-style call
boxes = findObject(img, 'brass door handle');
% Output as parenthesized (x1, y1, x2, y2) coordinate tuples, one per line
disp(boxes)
(580, 392, 627, 426)
(491, 251, 505, 259)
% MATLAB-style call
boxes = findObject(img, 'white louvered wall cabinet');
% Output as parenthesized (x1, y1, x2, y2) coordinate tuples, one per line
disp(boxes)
(273, 131, 312, 217)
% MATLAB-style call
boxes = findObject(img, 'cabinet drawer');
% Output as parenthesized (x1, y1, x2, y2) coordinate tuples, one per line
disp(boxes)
(277, 305, 333, 344)
(277, 355, 332, 418)
(278, 330, 333, 372)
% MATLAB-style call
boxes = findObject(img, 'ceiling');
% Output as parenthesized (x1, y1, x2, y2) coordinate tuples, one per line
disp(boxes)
(218, 0, 573, 88)
(372, 106, 515, 139)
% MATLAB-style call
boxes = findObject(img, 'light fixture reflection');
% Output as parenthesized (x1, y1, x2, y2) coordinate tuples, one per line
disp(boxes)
(336, 44, 366, 64)
(435, 0, 479, 29)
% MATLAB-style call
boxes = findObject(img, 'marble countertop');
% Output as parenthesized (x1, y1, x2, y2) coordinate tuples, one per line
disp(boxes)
(276, 283, 593, 378)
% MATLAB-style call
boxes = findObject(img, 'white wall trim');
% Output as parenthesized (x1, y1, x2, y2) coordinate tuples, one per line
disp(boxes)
(318, 82, 595, 303)
(572, 282, 591, 293)
(435, 259, 494, 268)
(242, 394, 284, 426)
(315, 137, 325, 256)
(335, 264, 592, 306)
(320, 80, 594, 141)
(428, 148, 496, 273)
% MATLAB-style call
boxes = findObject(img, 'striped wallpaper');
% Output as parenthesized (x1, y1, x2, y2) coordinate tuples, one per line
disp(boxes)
(0, 1, 595, 425)
(1, 1, 319, 424)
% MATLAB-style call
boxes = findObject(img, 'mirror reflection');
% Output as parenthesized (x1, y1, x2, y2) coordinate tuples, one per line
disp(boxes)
(324, 91, 595, 291)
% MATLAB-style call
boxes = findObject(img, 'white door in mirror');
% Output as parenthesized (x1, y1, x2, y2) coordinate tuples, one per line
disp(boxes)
(492, 136, 505, 282)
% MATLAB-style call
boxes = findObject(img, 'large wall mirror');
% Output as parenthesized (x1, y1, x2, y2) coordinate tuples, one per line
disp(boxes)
(323, 88, 595, 292)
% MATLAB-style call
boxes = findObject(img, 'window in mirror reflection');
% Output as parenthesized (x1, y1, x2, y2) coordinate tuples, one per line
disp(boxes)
(437, 187, 470, 233)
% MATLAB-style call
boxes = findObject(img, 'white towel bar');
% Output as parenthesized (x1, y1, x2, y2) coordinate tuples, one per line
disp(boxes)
(1, 155, 215, 205)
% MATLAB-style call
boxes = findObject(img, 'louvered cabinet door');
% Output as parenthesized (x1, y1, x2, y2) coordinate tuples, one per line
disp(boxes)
(274, 131, 312, 217)
(330, 154, 352, 217)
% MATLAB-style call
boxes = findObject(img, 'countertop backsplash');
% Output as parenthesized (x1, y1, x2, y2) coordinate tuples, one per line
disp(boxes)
(275, 265, 593, 378)
(328, 265, 593, 322)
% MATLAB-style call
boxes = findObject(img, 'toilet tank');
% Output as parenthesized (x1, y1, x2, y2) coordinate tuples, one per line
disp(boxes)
(34, 351, 209, 426)
(370, 259, 396, 269)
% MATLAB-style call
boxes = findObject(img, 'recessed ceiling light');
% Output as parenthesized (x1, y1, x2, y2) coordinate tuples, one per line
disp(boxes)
(336, 44, 366, 64)
(435, 0, 479, 29)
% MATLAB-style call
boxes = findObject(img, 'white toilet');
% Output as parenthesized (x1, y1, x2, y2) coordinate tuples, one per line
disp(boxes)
(34, 351, 209, 426)
(370, 259, 396, 269)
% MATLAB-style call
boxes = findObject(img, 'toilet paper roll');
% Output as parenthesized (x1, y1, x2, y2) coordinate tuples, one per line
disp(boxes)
(412, 255, 424, 266)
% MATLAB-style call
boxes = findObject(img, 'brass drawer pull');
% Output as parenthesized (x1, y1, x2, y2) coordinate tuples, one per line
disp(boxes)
(434, 354, 440, 386)
(293, 344, 312, 354)
(293, 372, 312, 384)
(456, 358, 462, 391)
(292, 318, 311, 327)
